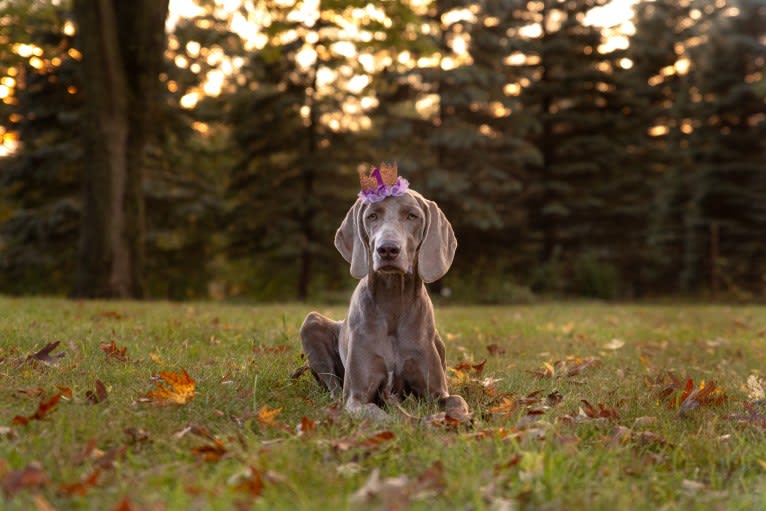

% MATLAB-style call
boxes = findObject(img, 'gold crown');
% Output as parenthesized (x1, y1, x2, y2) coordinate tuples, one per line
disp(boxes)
(358, 162, 398, 191)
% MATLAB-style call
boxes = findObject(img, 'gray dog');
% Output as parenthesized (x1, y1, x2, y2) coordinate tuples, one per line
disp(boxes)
(300, 182, 470, 422)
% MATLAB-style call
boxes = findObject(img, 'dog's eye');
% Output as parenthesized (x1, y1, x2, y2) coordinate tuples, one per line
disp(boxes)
(367, 213, 378, 221)
(407, 212, 418, 220)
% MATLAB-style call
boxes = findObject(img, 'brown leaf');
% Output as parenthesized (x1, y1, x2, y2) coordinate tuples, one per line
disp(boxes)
(73, 439, 99, 465)
(486, 344, 506, 356)
(94, 446, 127, 470)
(1, 461, 49, 497)
(124, 427, 151, 445)
(452, 359, 487, 376)
(27, 341, 65, 364)
(297, 416, 316, 435)
(57, 386, 73, 400)
(332, 430, 395, 453)
(728, 401, 766, 428)
(233, 466, 264, 498)
(59, 469, 101, 496)
(16, 387, 44, 398)
(111, 496, 139, 511)
(99, 311, 124, 320)
(12, 393, 62, 426)
(580, 399, 619, 420)
(191, 439, 227, 462)
(100, 340, 128, 362)
(86, 380, 108, 404)
(289, 363, 310, 380)
(489, 396, 517, 417)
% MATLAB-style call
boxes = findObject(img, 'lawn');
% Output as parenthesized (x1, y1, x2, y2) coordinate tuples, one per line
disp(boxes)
(2, 297, 766, 510)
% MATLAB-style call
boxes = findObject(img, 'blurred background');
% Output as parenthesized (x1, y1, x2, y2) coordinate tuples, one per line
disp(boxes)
(0, 0, 764, 302)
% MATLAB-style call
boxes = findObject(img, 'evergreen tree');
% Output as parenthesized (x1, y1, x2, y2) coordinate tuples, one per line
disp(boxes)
(684, 0, 766, 294)
(225, 0, 426, 299)
(0, 2, 81, 293)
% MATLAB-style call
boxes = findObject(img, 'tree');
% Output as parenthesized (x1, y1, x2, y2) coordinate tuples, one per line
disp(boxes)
(72, 0, 168, 298)
(683, 0, 766, 294)
(0, 1, 81, 293)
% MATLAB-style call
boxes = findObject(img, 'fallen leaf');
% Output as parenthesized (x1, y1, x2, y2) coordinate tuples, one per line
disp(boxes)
(94, 446, 127, 470)
(16, 387, 44, 398)
(289, 363, 310, 380)
(231, 466, 264, 498)
(100, 340, 128, 362)
(257, 405, 282, 426)
(99, 311, 124, 320)
(56, 386, 73, 400)
(297, 416, 316, 435)
(489, 397, 516, 418)
(111, 496, 138, 511)
(86, 380, 108, 404)
(59, 469, 101, 496)
(27, 341, 66, 364)
(143, 369, 195, 405)
(124, 427, 151, 445)
(728, 401, 766, 429)
(603, 338, 625, 350)
(486, 344, 506, 356)
(758, 460, 766, 471)
(31, 494, 57, 511)
(746, 374, 765, 401)
(1, 461, 49, 497)
(349, 462, 444, 510)
(12, 393, 62, 426)
(191, 438, 227, 462)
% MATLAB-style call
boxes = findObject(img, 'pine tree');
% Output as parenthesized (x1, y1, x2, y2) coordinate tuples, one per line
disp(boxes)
(684, 0, 766, 294)
(0, 2, 82, 293)
(225, 0, 427, 299)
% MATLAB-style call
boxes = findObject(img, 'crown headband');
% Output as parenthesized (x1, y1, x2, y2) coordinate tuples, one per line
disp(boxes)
(358, 162, 409, 204)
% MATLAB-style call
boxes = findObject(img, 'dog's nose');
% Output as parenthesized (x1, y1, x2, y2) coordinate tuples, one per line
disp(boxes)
(376, 241, 401, 261)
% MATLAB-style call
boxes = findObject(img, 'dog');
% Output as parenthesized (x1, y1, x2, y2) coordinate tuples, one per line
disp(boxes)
(300, 166, 469, 422)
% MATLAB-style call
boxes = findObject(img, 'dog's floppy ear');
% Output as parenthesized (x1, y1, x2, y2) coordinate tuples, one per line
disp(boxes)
(418, 198, 457, 283)
(334, 199, 369, 279)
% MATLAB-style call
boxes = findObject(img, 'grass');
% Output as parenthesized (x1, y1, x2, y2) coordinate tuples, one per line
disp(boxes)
(2, 297, 766, 510)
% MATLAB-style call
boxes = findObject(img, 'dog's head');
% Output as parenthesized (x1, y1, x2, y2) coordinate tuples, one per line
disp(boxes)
(334, 189, 456, 282)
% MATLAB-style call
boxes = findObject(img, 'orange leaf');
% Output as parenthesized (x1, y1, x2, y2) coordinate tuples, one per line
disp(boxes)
(100, 340, 128, 362)
(144, 369, 195, 405)
(12, 393, 62, 426)
(235, 466, 264, 498)
(257, 405, 282, 426)
(489, 397, 517, 417)
(297, 416, 316, 434)
(59, 469, 101, 496)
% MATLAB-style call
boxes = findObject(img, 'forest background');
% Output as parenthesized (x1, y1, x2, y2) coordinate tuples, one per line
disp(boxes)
(0, 0, 764, 302)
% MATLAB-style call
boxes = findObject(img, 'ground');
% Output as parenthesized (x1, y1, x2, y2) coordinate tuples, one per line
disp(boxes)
(1, 297, 766, 510)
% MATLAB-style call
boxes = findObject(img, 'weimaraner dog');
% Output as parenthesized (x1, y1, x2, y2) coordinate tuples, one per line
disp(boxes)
(300, 185, 470, 421)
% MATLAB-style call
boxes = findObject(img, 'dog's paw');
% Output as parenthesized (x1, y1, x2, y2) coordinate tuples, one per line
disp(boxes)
(440, 394, 472, 424)
(346, 400, 391, 423)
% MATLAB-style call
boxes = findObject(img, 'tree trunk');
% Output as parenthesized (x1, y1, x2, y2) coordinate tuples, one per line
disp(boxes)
(72, 0, 168, 298)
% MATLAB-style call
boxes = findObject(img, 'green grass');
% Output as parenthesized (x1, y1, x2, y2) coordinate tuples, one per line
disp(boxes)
(2, 297, 766, 510)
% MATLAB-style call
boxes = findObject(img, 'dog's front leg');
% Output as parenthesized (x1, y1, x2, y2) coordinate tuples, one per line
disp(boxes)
(342, 343, 391, 422)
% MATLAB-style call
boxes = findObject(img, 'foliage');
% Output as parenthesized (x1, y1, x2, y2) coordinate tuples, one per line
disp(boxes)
(2, 299, 766, 508)
(0, 0, 764, 299)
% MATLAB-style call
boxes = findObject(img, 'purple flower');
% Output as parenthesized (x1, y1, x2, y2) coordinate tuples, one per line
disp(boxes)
(358, 176, 409, 204)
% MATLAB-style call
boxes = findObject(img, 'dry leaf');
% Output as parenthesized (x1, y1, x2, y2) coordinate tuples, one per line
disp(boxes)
(100, 340, 128, 362)
(99, 311, 124, 320)
(486, 344, 506, 356)
(12, 393, 62, 426)
(143, 369, 195, 405)
(257, 405, 282, 426)
(1, 461, 49, 497)
(297, 416, 316, 435)
(191, 439, 227, 462)
(27, 341, 66, 364)
(603, 338, 625, 350)
(86, 380, 108, 404)
(59, 469, 101, 496)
